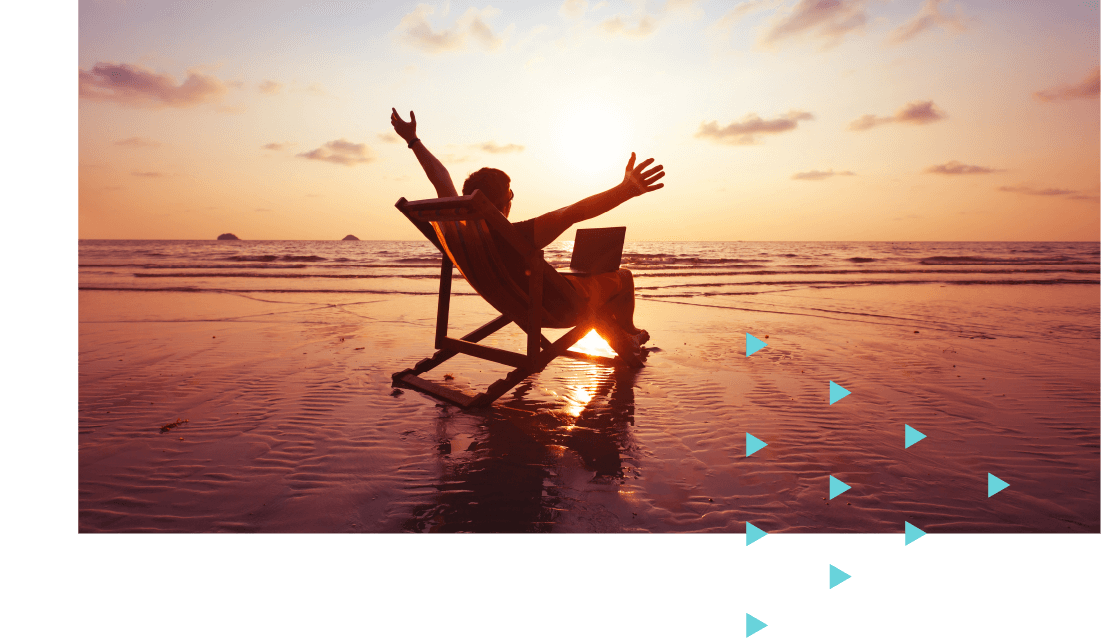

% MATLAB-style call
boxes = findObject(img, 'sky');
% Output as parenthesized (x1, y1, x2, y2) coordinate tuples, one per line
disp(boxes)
(77, 0, 1100, 241)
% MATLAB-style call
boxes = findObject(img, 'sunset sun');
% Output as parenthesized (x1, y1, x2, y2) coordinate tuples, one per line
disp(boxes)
(552, 98, 632, 176)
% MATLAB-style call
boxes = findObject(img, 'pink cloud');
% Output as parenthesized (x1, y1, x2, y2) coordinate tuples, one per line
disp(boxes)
(925, 161, 999, 175)
(696, 110, 814, 145)
(476, 141, 525, 154)
(79, 62, 228, 108)
(889, 0, 972, 44)
(1034, 66, 1100, 102)
(792, 169, 855, 180)
(760, 0, 868, 48)
(396, 6, 508, 53)
(998, 185, 1077, 197)
(297, 139, 373, 166)
(849, 100, 946, 130)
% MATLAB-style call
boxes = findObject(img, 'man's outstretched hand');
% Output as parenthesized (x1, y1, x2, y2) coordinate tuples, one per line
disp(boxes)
(621, 152, 665, 197)
(391, 108, 417, 144)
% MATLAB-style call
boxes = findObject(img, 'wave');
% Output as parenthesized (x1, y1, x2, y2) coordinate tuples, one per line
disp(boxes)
(622, 254, 771, 267)
(637, 278, 1100, 292)
(226, 254, 327, 262)
(919, 255, 1097, 266)
(848, 257, 877, 263)
(392, 257, 445, 265)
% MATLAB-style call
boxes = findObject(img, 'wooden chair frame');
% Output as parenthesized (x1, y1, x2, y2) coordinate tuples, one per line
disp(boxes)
(391, 191, 642, 409)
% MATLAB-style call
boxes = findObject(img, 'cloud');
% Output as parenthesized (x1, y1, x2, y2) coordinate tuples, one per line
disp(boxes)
(792, 169, 855, 180)
(925, 161, 999, 175)
(132, 171, 166, 178)
(559, 0, 588, 21)
(297, 139, 373, 166)
(591, 0, 705, 40)
(377, 133, 402, 144)
(79, 62, 228, 108)
(476, 141, 524, 154)
(115, 137, 161, 148)
(1034, 66, 1100, 102)
(760, 0, 868, 48)
(556, 0, 702, 41)
(695, 110, 814, 145)
(847, 114, 892, 131)
(889, 0, 972, 44)
(998, 185, 1078, 197)
(261, 142, 293, 151)
(258, 80, 283, 95)
(396, 5, 510, 53)
(709, 0, 778, 36)
(848, 100, 946, 130)
(895, 100, 946, 124)
(599, 14, 658, 37)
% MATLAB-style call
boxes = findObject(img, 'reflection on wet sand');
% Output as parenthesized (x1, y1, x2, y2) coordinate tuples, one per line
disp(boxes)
(402, 353, 641, 533)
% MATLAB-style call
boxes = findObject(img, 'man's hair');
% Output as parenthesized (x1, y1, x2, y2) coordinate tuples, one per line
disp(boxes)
(462, 167, 511, 212)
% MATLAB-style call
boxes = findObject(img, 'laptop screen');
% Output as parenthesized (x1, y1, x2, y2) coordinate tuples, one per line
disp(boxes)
(569, 227, 626, 274)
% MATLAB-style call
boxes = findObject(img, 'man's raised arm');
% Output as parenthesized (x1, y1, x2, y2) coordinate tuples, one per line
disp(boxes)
(391, 108, 458, 198)
(530, 153, 665, 249)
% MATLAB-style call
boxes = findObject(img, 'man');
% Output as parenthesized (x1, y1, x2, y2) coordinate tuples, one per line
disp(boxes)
(390, 108, 665, 353)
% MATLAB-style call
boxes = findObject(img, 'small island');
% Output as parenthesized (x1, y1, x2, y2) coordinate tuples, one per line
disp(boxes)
(342, 234, 360, 241)
(217, 233, 240, 240)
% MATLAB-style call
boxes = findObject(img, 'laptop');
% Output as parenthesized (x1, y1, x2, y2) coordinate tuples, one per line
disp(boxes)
(568, 227, 626, 275)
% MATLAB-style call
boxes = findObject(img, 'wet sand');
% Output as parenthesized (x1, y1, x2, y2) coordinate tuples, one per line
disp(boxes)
(78, 284, 1099, 533)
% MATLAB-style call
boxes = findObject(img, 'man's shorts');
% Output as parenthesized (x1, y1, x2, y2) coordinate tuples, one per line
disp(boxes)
(561, 268, 632, 310)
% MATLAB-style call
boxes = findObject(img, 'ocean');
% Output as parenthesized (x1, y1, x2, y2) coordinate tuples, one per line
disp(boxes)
(79, 239, 1101, 296)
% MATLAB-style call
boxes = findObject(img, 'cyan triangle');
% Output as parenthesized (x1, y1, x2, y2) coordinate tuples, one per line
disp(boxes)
(746, 521, 767, 546)
(829, 381, 850, 405)
(829, 564, 851, 589)
(988, 473, 1010, 497)
(746, 432, 768, 457)
(904, 521, 926, 546)
(746, 333, 768, 357)
(746, 613, 768, 637)
(829, 475, 851, 500)
(904, 424, 926, 449)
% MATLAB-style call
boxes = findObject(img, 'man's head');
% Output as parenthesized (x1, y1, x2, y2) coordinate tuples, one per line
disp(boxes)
(463, 167, 512, 216)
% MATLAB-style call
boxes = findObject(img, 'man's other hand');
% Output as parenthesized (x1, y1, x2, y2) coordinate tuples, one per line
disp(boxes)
(391, 108, 417, 143)
(622, 152, 665, 197)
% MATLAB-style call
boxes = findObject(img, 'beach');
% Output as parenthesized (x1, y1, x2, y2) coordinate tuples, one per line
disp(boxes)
(78, 243, 1100, 532)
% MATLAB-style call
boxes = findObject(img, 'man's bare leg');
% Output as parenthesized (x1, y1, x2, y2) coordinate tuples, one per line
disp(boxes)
(607, 271, 649, 345)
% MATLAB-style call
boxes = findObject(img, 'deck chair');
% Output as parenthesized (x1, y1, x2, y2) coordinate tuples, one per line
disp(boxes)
(391, 190, 644, 409)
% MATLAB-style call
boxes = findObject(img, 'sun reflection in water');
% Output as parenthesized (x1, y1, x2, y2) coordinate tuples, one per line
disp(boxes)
(541, 330, 617, 418)
(569, 329, 617, 358)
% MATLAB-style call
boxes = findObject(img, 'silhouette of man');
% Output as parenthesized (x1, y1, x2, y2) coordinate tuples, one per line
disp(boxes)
(391, 108, 664, 351)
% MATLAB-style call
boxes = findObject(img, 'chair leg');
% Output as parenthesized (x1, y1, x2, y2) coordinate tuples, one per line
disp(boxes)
(470, 367, 532, 408)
